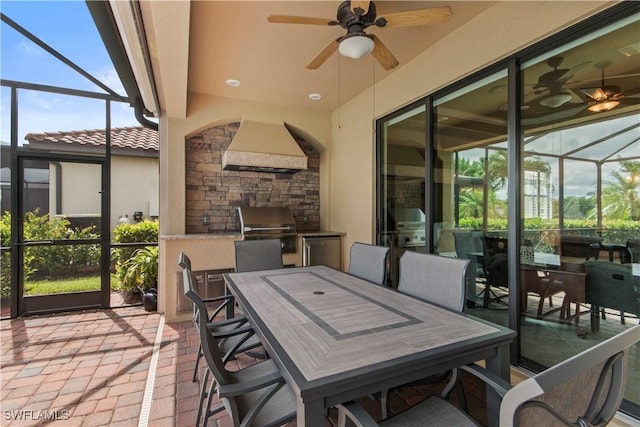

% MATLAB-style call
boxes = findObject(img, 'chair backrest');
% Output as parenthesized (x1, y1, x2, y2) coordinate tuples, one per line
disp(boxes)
(452, 230, 483, 260)
(584, 260, 640, 316)
(501, 325, 639, 426)
(627, 238, 640, 263)
(481, 236, 509, 287)
(348, 242, 390, 286)
(181, 266, 232, 385)
(397, 251, 469, 312)
(178, 252, 202, 324)
(234, 239, 284, 272)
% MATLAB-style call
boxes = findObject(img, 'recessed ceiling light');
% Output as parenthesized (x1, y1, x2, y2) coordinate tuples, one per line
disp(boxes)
(308, 93, 322, 101)
(226, 79, 240, 87)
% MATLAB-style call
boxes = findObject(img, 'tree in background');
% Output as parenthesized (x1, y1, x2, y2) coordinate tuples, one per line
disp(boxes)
(600, 160, 640, 221)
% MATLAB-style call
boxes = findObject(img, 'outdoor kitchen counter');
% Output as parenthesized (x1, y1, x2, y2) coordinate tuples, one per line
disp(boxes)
(160, 232, 243, 240)
(161, 231, 330, 321)
(297, 230, 345, 236)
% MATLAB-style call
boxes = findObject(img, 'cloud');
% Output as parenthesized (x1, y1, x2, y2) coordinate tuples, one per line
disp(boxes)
(95, 68, 126, 95)
(17, 40, 45, 57)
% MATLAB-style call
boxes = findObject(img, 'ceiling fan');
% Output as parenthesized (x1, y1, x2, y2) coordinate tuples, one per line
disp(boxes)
(530, 56, 591, 108)
(267, 1, 453, 70)
(580, 61, 624, 112)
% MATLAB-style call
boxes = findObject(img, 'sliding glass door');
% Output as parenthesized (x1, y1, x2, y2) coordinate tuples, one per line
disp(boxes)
(376, 5, 639, 415)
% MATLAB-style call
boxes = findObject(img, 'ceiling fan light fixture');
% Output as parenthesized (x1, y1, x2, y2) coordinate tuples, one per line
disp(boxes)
(588, 99, 620, 113)
(338, 34, 374, 59)
(539, 92, 572, 108)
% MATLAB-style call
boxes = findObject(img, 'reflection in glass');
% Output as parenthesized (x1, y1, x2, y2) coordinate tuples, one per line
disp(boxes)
(379, 105, 426, 287)
(519, 12, 639, 409)
(433, 70, 509, 314)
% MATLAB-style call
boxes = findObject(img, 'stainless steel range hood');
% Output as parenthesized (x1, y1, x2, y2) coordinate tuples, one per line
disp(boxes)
(222, 120, 308, 174)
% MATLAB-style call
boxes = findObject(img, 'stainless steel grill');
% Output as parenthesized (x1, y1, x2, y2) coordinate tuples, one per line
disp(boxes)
(237, 207, 297, 253)
(389, 208, 426, 248)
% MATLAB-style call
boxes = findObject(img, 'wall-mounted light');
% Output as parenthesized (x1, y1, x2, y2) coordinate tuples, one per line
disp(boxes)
(202, 214, 210, 225)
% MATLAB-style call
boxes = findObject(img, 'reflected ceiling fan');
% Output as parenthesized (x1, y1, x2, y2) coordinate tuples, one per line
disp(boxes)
(580, 61, 624, 112)
(267, 1, 453, 70)
(530, 56, 591, 108)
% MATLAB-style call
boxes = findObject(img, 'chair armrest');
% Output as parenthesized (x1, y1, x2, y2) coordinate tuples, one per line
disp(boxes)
(217, 370, 284, 397)
(210, 324, 254, 338)
(206, 316, 247, 328)
(202, 294, 234, 303)
(460, 363, 512, 398)
(203, 294, 235, 320)
(335, 402, 378, 427)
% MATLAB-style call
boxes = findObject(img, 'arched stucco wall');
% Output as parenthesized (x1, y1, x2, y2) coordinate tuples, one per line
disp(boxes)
(157, 95, 332, 317)
(160, 94, 332, 237)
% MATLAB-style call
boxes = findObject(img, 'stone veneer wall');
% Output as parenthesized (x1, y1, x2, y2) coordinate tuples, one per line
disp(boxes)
(185, 122, 320, 234)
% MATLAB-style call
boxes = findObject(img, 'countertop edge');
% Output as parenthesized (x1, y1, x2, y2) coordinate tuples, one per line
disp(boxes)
(161, 231, 345, 240)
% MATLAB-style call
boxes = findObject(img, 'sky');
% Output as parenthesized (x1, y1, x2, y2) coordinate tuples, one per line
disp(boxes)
(0, 0, 140, 144)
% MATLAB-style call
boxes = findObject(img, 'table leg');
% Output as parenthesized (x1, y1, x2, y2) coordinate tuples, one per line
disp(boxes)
(296, 396, 325, 427)
(485, 343, 511, 427)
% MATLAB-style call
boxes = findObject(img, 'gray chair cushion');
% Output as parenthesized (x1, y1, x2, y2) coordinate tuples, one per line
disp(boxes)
(398, 251, 469, 312)
(348, 242, 390, 286)
(380, 396, 477, 427)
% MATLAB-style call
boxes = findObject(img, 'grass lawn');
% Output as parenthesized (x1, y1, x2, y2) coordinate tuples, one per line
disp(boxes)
(24, 276, 102, 295)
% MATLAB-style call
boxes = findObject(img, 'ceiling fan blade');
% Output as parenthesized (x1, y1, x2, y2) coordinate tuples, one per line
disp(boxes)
(379, 6, 453, 28)
(307, 39, 340, 70)
(267, 15, 335, 26)
(371, 34, 399, 70)
(580, 87, 607, 101)
(351, 1, 370, 14)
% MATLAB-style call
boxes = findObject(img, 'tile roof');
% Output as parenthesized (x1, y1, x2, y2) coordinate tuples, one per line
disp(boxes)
(24, 126, 158, 152)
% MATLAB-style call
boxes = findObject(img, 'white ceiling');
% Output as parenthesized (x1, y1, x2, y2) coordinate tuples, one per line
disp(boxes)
(184, 1, 497, 112)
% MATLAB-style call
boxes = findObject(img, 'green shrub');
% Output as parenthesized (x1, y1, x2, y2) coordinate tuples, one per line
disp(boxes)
(22, 210, 100, 280)
(111, 219, 159, 292)
(111, 219, 159, 266)
(0, 210, 100, 296)
(117, 246, 158, 292)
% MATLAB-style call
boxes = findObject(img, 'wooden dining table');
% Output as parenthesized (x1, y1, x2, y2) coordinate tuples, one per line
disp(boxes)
(223, 265, 516, 427)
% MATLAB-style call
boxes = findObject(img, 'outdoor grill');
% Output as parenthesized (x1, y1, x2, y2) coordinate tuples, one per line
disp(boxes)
(388, 208, 426, 248)
(237, 206, 297, 253)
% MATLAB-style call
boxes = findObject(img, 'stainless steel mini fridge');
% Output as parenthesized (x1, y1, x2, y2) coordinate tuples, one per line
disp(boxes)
(302, 236, 341, 269)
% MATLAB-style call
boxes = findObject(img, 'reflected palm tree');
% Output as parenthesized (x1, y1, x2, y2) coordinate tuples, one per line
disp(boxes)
(601, 160, 640, 220)
(487, 151, 552, 192)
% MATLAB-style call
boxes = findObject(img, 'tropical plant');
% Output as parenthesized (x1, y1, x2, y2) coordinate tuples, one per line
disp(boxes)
(111, 219, 159, 270)
(117, 246, 158, 292)
(600, 160, 640, 221)
(458, 189, 484, 218)
(486, 150, 552, 193)
(564, 194, 596, 219)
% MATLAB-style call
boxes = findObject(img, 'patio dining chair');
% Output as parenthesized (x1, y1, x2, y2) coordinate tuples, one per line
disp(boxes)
(234, 239, 285, 359)
(480, 236, 509, 307)
(180, 263, 269, 426)
(178, 252, 258, 382)
(377, 251, 470, 419)
(337, 325, 639, 427)
(348, 242, 391, 286)
(184, 266, 297, 427)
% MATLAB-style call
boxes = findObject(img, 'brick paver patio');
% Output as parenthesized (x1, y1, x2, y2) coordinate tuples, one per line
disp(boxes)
(1, 306, 489, 426)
